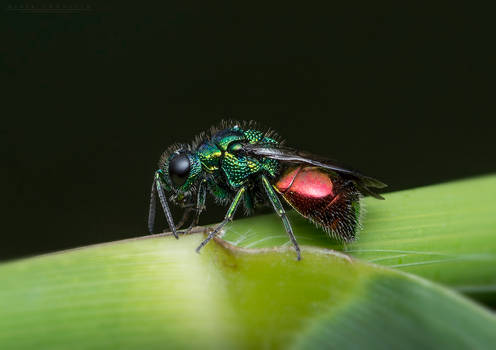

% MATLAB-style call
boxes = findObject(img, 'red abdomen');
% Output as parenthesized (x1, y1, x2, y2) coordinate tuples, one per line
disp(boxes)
(274, 166, 360, 241)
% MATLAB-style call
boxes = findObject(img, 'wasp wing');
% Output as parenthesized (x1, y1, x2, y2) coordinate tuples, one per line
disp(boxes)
(243, 144, 387, 199)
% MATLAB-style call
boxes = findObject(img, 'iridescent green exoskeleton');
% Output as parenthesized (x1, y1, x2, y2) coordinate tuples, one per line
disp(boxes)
(148, 121, 386, 260)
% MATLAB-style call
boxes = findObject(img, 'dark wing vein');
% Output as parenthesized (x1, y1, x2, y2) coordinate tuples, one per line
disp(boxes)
(243, 144, 387, 199)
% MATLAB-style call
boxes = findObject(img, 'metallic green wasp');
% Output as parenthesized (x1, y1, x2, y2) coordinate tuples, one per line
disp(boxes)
(148, 121, 386, 260)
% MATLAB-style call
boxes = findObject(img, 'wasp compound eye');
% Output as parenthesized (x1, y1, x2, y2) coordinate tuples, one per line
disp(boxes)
(169, 153, 191, 187)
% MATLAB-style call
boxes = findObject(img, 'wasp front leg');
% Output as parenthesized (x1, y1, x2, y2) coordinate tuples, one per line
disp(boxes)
(150, 171, 178, 238)
(261, 175, 301, 260)
(175, 206, 193, 231)
(196, 186, 245, 253)
(178, 179, 207, 235)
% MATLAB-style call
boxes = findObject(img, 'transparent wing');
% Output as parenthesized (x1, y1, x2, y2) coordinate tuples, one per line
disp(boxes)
(242, 144, 387, 199)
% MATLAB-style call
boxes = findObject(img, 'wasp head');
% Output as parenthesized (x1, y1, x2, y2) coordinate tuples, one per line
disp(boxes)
(158, 144, 202, 205)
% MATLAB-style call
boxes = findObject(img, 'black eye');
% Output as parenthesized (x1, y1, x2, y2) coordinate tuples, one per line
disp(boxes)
(169, 154, 191, 187)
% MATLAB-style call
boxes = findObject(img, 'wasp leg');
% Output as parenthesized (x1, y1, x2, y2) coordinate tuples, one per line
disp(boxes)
(178, 210, 200, 235)
(261, 175, 301, 261)
(175, 207, 193, 231)
(154, 172, 178, 239)
(178, 179, 207, 235)
(196, 186, 245, 253)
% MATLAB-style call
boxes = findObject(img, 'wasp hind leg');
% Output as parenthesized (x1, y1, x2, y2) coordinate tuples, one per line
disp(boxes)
(261, 175, 301, 261)
(196, 186, 245, 253)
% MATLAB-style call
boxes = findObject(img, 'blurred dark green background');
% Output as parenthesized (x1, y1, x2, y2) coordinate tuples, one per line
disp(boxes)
(1, 3, 494, 260)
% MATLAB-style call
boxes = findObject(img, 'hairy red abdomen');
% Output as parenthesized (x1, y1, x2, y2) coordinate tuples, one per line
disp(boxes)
(274, 166, 360, 241)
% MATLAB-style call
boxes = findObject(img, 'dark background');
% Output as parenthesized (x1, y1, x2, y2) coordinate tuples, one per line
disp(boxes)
(1, 3, 494, 261)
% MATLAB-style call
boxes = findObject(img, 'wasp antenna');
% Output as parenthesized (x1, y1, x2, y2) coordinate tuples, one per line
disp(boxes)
(148, 177, 157, 234)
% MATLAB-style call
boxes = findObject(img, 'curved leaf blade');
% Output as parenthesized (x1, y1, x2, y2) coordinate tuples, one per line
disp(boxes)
(1, 233, 495, 349)
(223, 175, 496, 298)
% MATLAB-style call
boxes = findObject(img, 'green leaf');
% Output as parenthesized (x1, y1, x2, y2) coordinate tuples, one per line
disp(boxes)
(1, 233, 495, 349)
(1, 175, 495, 349)
(223, 175, 496, 300)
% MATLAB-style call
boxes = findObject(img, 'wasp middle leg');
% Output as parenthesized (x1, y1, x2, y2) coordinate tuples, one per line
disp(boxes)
(196, 186, 245, 253)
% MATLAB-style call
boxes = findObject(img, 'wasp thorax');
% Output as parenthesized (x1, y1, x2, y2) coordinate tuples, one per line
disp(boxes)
(169, 153, 191, 187)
